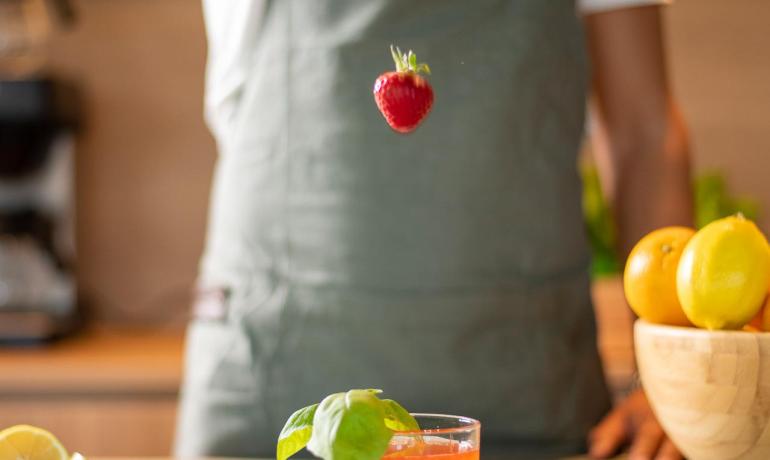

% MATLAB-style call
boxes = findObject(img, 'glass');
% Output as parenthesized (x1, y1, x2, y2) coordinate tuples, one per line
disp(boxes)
(383, 413, 481, 460)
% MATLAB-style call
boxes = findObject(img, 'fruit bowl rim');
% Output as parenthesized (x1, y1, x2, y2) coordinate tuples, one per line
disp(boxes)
(635, 319, 770, 339)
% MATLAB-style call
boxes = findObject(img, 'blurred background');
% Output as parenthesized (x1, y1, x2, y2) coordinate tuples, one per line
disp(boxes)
(0, 0, 768, 456)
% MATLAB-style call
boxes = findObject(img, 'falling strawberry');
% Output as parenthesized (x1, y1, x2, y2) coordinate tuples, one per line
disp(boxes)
(373, 45, 434, 134)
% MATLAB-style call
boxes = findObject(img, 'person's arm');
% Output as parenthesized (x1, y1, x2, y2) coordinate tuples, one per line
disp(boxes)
(587, 5, 693, 259)
(585, 6, 692, 460)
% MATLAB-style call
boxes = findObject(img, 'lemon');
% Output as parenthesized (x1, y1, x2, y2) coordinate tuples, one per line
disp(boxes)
(0, 425, 69, 460)
(677, 215, 770, 330)
(624, 226, 695, 326)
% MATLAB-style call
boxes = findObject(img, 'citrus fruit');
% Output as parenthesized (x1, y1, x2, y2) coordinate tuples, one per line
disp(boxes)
(624, 226, 695, 326)
(0, 425, 68, 460)
(748, 292, 770, 331)
(746, 294, 768, 331)
(743, 323, 761, 332)
(677, 215, 770, 330)
(761, 293, 770, 332)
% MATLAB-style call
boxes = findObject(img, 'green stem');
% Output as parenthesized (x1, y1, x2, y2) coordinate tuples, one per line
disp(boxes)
(389, 44, 431, 75)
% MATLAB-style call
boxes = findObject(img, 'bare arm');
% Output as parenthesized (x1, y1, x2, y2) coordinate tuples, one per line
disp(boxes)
(585, 7, 691, 459)
(586, 6, 693, 260)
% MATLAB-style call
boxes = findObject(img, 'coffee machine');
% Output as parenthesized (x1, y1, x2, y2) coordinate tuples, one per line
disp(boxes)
(0, 0, 79, 342)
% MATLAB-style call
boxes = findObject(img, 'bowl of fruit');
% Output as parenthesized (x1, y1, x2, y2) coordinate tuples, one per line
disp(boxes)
(627, 215, 770, 460)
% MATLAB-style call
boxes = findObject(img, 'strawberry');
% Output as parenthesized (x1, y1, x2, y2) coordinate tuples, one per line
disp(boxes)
(373, 46, 434, 134)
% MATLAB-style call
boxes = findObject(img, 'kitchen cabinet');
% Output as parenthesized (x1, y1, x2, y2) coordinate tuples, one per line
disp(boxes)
(0, 329, 183, 456)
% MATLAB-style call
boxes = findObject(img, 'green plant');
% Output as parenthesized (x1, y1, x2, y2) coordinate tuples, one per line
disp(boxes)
(581, 161, 621, 278)
(693, 172, 759, 229)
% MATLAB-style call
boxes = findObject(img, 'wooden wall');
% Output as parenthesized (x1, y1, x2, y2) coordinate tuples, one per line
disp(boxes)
(49, 0, 215, 326)
(668, 0, 770, 232)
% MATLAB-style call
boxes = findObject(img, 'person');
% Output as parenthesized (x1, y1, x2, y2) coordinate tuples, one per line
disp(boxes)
(175, 0, 693, 459)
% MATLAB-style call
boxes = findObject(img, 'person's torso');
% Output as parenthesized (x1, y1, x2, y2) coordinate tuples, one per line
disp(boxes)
(204, 0, 590, 291)
(200, 0, 610, 451)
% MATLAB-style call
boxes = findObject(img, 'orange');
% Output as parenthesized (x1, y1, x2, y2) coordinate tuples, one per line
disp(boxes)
(762, 294, 770, 332)
(748, 292, 770, 331)
(624, 227, 695, 326)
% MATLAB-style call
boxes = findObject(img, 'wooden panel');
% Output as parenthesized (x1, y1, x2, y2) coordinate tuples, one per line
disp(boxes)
(0, 398, 177, 457)
(48, 0, 216, 326)
(592, 277, 635, 399)
(0, 328, 183, 394)
(0, 328, 184, 456)
(667, 0, 770, 232)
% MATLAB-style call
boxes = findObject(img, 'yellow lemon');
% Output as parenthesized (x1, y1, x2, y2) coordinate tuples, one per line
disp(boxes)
(624, 226, 695, 326)
(677, 215, 770, 330)
(0, 425, 68, 460)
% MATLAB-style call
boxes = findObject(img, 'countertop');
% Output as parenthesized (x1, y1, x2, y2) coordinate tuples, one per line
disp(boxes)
(0, 327, 184, 396)
(0, 280, 633, 459)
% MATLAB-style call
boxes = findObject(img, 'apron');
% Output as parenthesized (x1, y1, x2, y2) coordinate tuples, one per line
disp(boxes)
(176, 0, 612, 457)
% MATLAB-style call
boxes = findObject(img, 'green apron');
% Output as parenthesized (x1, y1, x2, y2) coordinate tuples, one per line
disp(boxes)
(176, 0, 611, 457)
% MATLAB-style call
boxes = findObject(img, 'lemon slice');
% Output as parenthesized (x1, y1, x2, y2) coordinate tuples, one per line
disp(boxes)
(0, 425, 69, 460)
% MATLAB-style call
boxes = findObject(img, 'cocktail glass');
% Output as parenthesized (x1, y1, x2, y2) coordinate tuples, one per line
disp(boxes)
(383, 413, 481, 459)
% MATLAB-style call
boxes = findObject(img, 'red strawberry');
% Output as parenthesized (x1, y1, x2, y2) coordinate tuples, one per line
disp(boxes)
(373, 46, 434, 134)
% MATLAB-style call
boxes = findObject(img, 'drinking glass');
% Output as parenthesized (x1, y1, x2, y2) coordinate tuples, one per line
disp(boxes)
(383, 413, 481, 459)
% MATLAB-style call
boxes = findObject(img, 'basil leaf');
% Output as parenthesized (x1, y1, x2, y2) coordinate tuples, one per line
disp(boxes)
(307, 389, 393, 460)
(277, 403, 318, 460)
(381, 399, 419, 432)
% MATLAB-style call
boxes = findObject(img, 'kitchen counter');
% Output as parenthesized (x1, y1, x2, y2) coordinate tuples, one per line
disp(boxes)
(0, 327, 183, 395)
(0, 327, 184, 456)
(0, 277, 633, 457)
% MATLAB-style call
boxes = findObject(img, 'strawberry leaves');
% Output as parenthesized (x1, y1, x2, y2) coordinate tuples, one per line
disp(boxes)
(390, 45, 431, 75)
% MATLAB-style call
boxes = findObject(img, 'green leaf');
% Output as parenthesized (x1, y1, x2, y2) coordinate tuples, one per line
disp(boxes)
(388, 45, 431, 75)
(307, 389, 393, 460)
(732, 197, 759, 221)
(390, 45, 405, 72)
(693, 171, 762, 229)
(277, 403, 318, 460)
(381, 399, 419, 432)
(408, 51, 417, 70)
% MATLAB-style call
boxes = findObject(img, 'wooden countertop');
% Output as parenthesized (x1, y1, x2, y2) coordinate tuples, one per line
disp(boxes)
(0, 327, 184, 396)
(591, 277, 635, 397)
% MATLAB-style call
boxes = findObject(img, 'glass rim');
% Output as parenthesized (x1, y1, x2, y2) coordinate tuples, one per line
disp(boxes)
(394, 413, 482, 435)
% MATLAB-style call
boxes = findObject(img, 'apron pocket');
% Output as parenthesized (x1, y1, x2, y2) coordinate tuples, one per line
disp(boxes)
(182, 318, 259, 395)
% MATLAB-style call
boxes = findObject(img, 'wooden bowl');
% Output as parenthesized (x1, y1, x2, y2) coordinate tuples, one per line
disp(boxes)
(635, 320, 770, 460)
